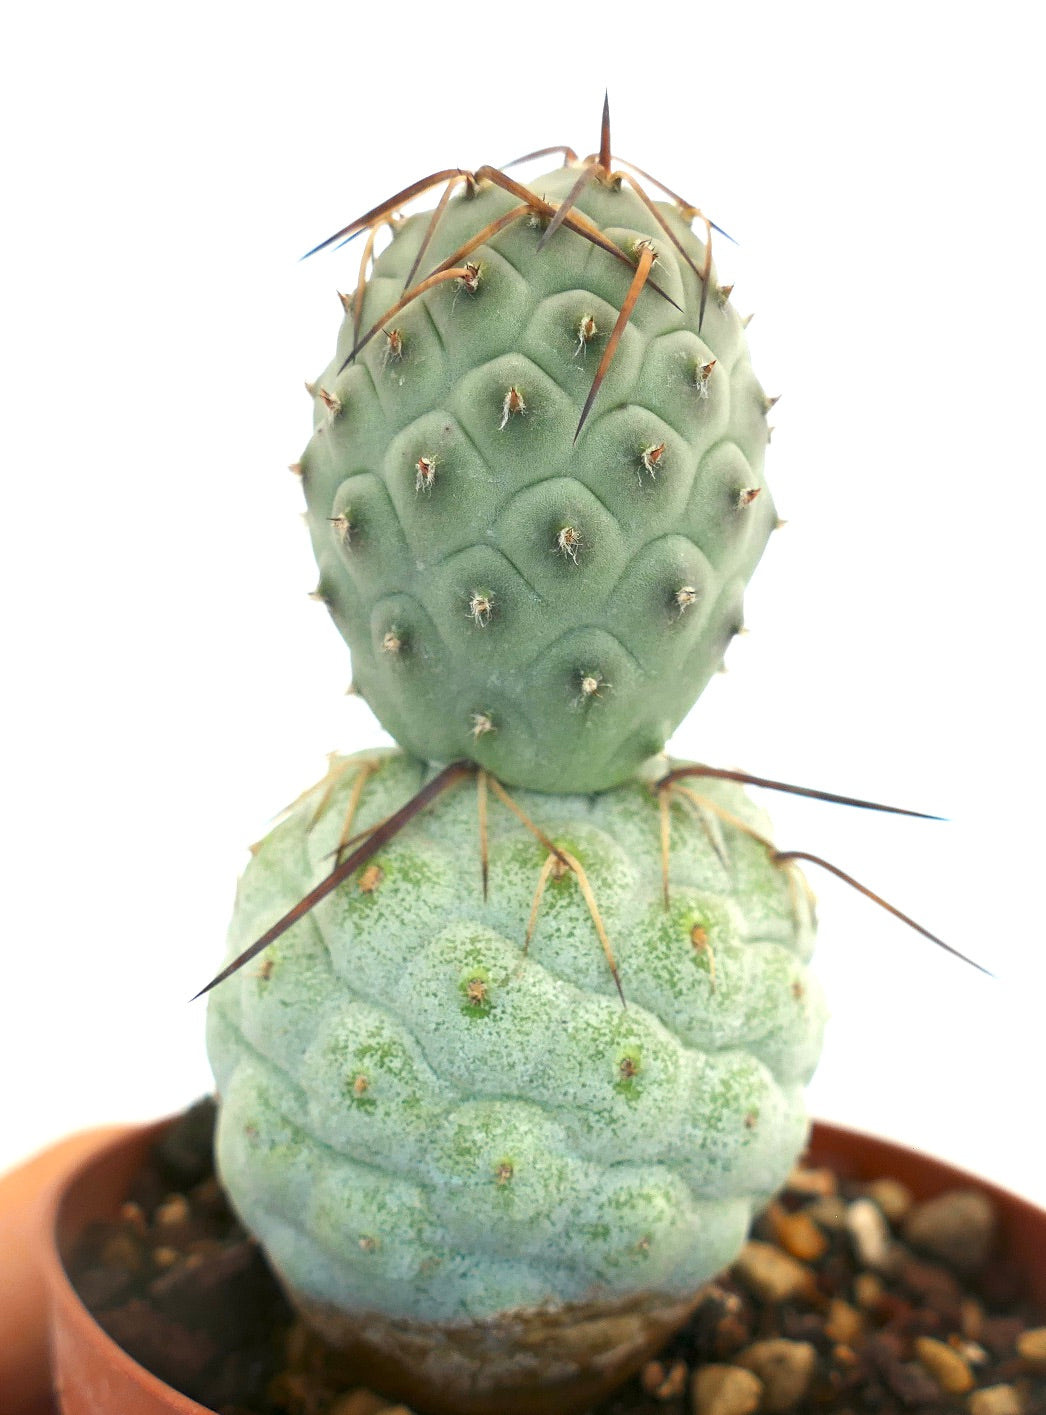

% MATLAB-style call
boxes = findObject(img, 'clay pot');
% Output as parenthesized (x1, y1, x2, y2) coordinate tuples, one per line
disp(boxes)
(4, 1117, 1044, 1415)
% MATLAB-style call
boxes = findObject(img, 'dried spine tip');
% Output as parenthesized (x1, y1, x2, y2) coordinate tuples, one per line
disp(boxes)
(337, 290, 353, 313)
(763, 392, 781, 412)
(556, 525, 582, 562)
(329, 512, 353, 544)
(717, 283, 734, 305)
(457, 261, 481, 293)
(694, 358, 716, 395)
(415, 455, 437, 492)
(641, 442, 666, 477)
(499, 385, 526, 429)
(575, 313, 598, 355)
(470, 712, 494, 739)
(289, 461, 304, 477)
(738, 486, 762, 508)
(675, 585, 698, 613)
(307, 383, 342, 418)
(468, 591, 494, 626)
(381, 629, 403, 654)
(382, 327, 405, 363)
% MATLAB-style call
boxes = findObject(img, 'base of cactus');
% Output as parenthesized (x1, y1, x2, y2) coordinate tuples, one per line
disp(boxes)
(291, 1285, 703, 1415)
(30, 1102, 1046, 1415)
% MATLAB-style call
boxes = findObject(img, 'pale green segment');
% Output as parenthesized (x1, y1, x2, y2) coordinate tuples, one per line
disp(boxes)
(300, 167, 776, 792)
(208, 751, 825, 1323)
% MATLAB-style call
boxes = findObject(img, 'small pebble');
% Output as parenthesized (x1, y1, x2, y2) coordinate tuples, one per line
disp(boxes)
(853, 1272, 885, 1310)
(327, 1393, 393, 1415)
(862, 1177, 914, 1225)
(642, 1359, 688, 1399)
(733, 1241, 812, 1303)
(768, 1203, 829, 1262)
(785, 1165, 837, 1197)
(951, 1335, 990, 1367)
(642, 1360, 667, 1395)
(903, 1189, 998, 1273)
(963, 1298, 986, 1341)
(968, 1385, 1024, 1415)
(156, 1193, 191, 1229)
(824, 1297, 863, 1346)
(847, 1197, 893, 1270)
(735, 1339, 817, 1413)
(100, 1232, 143, 1273)
(690, 1363, 762, 1415)
(1017, 1326, 1046, 1364)
(915, 1335, 975, 1394)
(118, 1200, 148, 1235)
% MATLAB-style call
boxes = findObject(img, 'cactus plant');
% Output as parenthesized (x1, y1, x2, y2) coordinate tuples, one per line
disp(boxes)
(207, 748, 825, 1414)
(203, 107, 972, 1415)
(297, 119, 777, 793)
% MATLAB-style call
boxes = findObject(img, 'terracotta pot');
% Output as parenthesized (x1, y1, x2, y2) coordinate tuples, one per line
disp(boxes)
(3, 1117, 1043, 1415)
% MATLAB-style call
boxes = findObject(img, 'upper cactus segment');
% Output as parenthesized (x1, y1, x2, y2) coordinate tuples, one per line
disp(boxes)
(299, 117, 778, 793)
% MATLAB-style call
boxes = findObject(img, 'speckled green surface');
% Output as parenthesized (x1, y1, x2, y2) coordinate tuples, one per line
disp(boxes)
(299, 165, 777, 792)
(207, 751, 826, 1324)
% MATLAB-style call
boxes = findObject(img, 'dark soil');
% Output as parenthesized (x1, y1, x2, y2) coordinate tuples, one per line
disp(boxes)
(67, 1099, 1046, 1415)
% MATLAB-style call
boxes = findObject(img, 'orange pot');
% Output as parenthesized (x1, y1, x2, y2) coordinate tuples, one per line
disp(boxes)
(2, 1118, 1043, 1415)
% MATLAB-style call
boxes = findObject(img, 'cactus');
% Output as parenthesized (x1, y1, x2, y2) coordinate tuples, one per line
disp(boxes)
(298, 139, 777, 793)
(207, 749, 826, 1414)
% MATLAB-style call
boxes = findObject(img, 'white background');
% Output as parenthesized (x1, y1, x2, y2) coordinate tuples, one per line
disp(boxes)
(2, 3, 1043, 1204)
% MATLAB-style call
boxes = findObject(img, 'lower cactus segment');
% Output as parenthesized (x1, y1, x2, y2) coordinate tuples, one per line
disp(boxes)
(206, 750, 826, 1414)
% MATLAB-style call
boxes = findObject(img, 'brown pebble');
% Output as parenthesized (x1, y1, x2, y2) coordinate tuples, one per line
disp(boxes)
(641, 1359, 688, 1399)
(853, 1272, 885, 1310)
(1017, 1326, 1046, 1364)
(768, 1202, 830, 1262)
(786, 1165, 837, 1198)
(735, 1339, 817, 1413)
(155, 1193, 191, 1229)
(118, 1200, 148, 1235)
(690, 1363, 763, 1415)
(100, 1232, 143, 1274)
(327, 1399, 394, 1415)
(962, 1298, 985, 1341)
(642, 1360, 667, 1395)
(824, 1298, 864, 1346)
(968, 1385, 1024, 1415)
(862, 1177, 914, 1225)
(734, 1241, 813, 1303)
(903, 1189, 997, 1273)
(915, 1335, 975, 1394)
